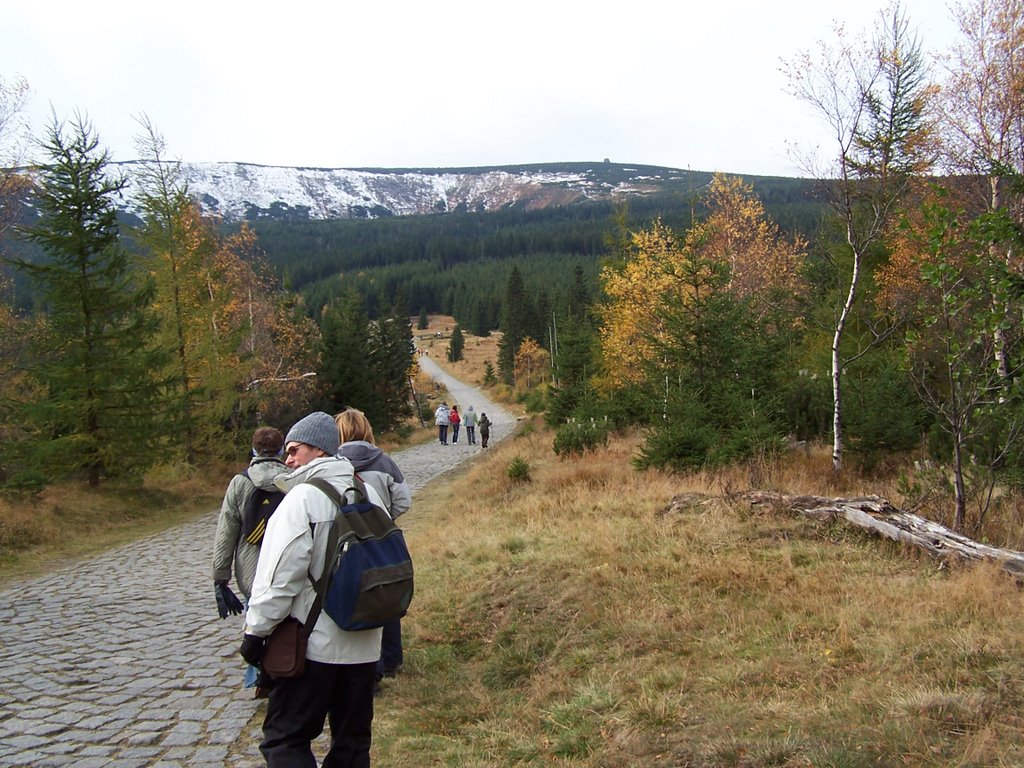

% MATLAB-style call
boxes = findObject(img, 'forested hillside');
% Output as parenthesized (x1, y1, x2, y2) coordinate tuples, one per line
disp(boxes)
(252, 175, 826, 326)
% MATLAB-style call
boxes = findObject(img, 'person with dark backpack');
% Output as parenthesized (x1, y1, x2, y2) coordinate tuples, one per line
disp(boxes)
(212, 426, 289, 692)
(240, 411, 385, 768)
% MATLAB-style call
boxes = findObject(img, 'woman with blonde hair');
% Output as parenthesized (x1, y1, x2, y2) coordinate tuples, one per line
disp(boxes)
(334, 407, 411, 685)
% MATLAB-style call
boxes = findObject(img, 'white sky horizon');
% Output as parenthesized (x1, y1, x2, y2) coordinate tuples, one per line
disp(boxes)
(4, 0, 959, 178)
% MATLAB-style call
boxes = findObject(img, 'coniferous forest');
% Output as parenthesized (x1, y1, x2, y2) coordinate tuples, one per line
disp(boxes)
(1, 0, 1023, 544)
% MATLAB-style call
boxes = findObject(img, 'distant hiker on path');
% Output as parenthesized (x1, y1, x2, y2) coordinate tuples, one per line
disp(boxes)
(479, 412, 492, 449)
(463, 405, 478, 445)
(434, 402, 450, 445)
(450, 405, 462, 444)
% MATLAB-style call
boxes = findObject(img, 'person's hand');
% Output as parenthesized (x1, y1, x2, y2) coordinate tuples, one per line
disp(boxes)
(239, 634, 266, 667)
(214, 581, 244, 619)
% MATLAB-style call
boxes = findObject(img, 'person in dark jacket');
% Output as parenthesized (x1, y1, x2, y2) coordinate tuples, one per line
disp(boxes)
(478, 412, 492, 449)
(335, 407, 411, 685)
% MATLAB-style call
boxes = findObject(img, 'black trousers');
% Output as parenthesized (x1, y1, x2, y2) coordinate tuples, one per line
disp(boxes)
(261, 659, 377, 768)
(377, 619, 403, 674)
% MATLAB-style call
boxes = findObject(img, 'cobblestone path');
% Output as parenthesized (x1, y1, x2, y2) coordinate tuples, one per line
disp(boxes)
(0, 360, 514, 767)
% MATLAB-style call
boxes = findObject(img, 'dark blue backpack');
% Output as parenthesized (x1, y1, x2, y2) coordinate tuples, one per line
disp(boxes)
(305, 477, 414, 631)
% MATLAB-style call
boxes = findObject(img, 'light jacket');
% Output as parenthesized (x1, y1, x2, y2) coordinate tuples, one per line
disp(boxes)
(336, 441, 411, 518)
(244, 456, 383, 664)
(462, 407, 477, 427)
(434, 405, 450, 426)
(212, 456, 289, 598)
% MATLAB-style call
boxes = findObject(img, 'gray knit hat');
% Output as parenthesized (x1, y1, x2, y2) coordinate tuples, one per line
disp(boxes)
(285, 411, 340, 456)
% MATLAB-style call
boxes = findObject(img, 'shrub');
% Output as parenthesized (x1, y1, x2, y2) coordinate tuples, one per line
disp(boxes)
(553, 418, 610, 458)
(507, 456, 531, 483)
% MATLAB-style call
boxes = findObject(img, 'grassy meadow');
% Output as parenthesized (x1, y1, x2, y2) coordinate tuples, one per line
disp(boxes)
(375, 424, 1024, 767)
(3, 317, 1024, 765)
(389, 318, 1024, 767)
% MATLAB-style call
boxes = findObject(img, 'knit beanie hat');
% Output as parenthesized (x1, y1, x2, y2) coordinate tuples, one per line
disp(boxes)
(285, 411, 340, 456)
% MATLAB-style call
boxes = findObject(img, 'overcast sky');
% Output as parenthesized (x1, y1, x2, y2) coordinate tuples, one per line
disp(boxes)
(4, 0, 959, 178)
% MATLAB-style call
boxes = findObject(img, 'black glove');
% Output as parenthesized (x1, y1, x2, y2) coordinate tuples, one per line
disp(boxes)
(239, 634, 266, 667)
(214, 580, 244, 619)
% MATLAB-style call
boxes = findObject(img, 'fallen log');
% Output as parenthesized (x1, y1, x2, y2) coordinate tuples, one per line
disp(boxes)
(742, 491, 1024, 578)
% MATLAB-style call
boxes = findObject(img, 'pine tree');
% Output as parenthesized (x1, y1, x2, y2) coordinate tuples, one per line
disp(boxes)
(447, 324, 465, 362)
(483, 360, 497, 387)
(545, 314, 597, 426)
(471, 299, 491, 337)
(11, 115, 170, 486)
(498, 266, 533, 383)
(318, 289, 378, 418)
(636, 243, 786, 470)
(368, 304, 415, 431)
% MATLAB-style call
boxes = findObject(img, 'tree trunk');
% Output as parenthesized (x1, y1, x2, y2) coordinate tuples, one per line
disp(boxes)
(743, 491, 1024, 577)
(831, 238, 861, 474)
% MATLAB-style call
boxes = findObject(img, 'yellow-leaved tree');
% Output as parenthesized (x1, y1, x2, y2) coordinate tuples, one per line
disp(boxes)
(597, 219, 680, 389)
(513, 336, 549, 389)
(598, 175, 806, 391)
(698, 174, 807, 318)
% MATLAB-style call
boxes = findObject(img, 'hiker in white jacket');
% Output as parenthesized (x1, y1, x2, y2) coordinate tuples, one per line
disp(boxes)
(434, 402, 450, 445)
(241, 411, 385, 768)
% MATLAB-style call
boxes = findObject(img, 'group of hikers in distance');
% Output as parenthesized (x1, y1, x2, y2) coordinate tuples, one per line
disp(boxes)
(432, 401, 491, 447)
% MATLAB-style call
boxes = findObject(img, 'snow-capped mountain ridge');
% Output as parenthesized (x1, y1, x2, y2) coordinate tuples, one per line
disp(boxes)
(113, 160, 698, 222)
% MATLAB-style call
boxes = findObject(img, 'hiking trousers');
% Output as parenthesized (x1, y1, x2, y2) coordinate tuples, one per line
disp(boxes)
(261, 659, 376, 768)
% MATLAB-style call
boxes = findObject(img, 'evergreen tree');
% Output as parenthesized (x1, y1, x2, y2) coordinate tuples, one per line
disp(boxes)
(533, 288, 551, 350)
(11, 115, 170, 486)
(634, 234, 790, 470)
(545, 314, 597, 426)
(483, 360, 497, 387)
(498, 266, 533, 383)
(566, 264, 591, 321)
(318, 289, 379, 418)
(417, 306, 428, 330)
(448, 324, 465, 362)
(368, 304, 415, 432)
(471, 299, 491, 337)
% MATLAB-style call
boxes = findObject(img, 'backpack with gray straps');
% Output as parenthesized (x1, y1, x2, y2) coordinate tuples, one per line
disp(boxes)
(305, 477, 414, 631)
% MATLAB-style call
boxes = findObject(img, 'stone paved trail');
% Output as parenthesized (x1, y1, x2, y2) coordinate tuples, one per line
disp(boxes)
(0, 360, 514, 768)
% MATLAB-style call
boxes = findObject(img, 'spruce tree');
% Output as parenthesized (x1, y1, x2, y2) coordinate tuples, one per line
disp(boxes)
(368, 304, 415, 432)
(470, 299, 491, 337)
(12, 115, 170, 486)
(545, 314, 597, 427)
(498, 266, 532, 383)
(447, 324, 465, 362)
(318, 290, 379, 418)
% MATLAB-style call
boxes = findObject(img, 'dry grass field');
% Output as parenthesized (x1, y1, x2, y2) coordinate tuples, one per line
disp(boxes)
(375, 423, 1024, 767)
